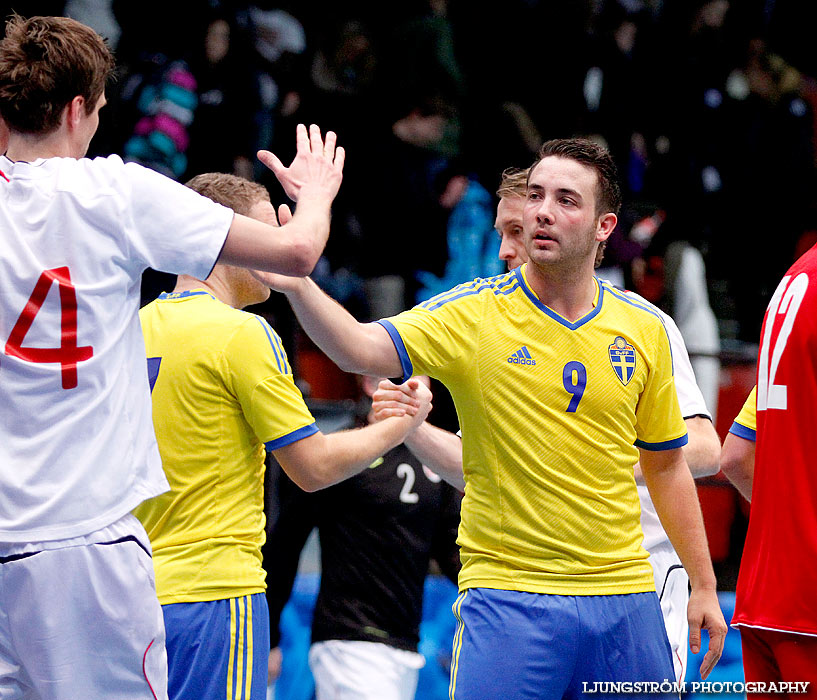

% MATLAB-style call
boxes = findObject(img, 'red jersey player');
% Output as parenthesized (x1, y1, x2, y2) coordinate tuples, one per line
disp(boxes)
(732, 243, 817, 694)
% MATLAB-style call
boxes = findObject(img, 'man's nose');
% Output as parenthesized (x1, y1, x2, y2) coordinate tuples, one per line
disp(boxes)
(535, 199, 555, 225)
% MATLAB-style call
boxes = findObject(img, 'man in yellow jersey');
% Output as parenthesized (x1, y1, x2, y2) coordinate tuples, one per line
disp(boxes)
(374, 164, 722, 684)
(135, 173, 431, 700)
(257, 139, 726, 698)
(720, 387, 757, 501)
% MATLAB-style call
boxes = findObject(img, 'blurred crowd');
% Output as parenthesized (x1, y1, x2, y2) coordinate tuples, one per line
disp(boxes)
(13, 0, 817, 349)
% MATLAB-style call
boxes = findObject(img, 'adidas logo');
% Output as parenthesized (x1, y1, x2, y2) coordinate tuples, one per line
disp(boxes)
(507, 346, 536, 366)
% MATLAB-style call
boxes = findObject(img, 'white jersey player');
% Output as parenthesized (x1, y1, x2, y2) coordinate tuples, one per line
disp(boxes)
(0, 15, 343, 700)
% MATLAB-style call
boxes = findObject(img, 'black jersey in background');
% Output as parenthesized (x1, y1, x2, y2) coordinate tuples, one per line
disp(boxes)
(264, 443, 462, 653)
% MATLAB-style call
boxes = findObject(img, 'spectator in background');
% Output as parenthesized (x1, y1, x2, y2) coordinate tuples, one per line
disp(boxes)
(348, 0, 466, 314)
(239, 4, 309, 180)
(415, 161, 504, 302)
(184, 10, 260, 181)
(111, 0, 202, 177)
(122, 58, 197, 180)
(581, 5, 657, 201)
(294, 19, 384, 317)
(718, 35, 816, 341)
(65, 0, 121, 49)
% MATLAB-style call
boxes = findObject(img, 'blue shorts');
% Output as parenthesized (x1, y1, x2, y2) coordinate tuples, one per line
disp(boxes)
(449, 588, 675, 700)
(163, 593, 270, 700)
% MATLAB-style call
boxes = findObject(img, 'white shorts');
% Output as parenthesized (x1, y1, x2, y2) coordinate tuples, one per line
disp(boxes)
(648, 540, 690, 682)
(0, 514, 168, 700)
(309, 640, 424, 700)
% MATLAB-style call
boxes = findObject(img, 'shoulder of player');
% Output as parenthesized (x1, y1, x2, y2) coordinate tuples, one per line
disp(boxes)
(1, 153, 124, 188)
(35, 153, 144, 200)
(144, 294, 266, 343)
(414, 271, 520, 313)
(221, 309, 285, 348)
(599, 280, 669, 328)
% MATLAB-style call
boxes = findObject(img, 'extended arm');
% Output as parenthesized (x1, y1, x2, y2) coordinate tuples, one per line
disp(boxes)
(272, 379, 431, 491)
(273, 276, 403, 378)
(634, 415, 720, 483)
(719, 388, 757, 501)
(680, 416, 721, 478)
(634, 303, 720, 480)
(720, 432, 755, 501)
(639, 446, 727, 680)
(370, 379, 465, 489)
(219, 124, 344, 276)
(404, 422, 465, 491)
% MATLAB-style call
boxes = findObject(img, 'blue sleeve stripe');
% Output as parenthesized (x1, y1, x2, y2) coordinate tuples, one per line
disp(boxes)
(255, 317, 286, 374)
(265, 423, 319, 451)
(375, 319, 413, 383)
(728, 422, 757, 442)
(635, 433, 689, 451)
(424, 281, 520, 310)
(418, 280, 480, 310)
(601, 282, 665, 322)
(418, 274, 519, 311)
(269, 323, 291, 374)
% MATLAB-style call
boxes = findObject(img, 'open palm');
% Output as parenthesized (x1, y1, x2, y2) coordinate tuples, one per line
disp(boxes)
(258, 124, 344, 201)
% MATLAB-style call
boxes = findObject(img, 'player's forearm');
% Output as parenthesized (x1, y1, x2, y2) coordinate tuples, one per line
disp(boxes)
(681, 416, 721, 478)
(640, 449, 717, 591)
(220, 206, 329, 277)
(285, 277, 401, 377)
(281, 189, 332, 272)
(719, 432, 754, 501)
(306, 417, 420, 491)
(404, 422, 465, 490)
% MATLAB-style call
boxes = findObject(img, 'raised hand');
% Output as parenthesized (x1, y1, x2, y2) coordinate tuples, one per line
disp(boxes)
(258, 124, 345, 202)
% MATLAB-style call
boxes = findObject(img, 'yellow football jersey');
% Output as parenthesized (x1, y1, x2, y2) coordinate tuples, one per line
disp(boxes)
(730, 386, 757, 439)
(135, 290, 317, 604)
(378, 265, 687, 595)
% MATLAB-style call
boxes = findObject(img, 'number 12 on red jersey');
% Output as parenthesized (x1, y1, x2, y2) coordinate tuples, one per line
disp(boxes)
(757, 272, 809, 412)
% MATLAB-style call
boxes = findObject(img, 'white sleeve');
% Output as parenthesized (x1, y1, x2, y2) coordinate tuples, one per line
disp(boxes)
(661, 308, 711, 420)
(118, 159, 234, 279)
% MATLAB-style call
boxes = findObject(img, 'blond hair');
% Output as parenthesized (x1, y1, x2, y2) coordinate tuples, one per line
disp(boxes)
(185, 172, 269, 216)
(496, 167, 529, 199)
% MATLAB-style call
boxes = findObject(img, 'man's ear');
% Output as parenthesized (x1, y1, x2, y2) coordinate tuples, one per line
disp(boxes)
(64, 96, 86, 130)
(596, 212, 617, 242)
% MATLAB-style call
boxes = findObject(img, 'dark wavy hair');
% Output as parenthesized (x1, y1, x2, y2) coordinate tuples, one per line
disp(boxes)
(530, 138, 622, 216)
(0, 15, 115, 134)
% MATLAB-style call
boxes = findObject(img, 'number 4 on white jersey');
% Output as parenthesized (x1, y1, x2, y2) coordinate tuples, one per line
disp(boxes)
(757, 273, 809, 411)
